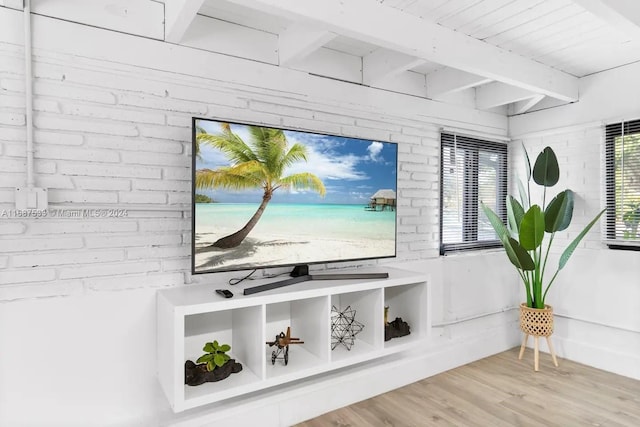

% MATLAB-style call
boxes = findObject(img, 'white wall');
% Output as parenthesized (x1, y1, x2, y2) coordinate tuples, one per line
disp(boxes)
(510, 60, 640, 135)
(0, 7, 518, 427)
(510, 62, 640, 380)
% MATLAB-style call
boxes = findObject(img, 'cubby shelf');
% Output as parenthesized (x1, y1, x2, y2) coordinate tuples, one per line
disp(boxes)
(157, 266, 430, 412)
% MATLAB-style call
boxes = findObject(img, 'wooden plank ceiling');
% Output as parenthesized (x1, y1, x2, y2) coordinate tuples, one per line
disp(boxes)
(21, 0, 640, 115)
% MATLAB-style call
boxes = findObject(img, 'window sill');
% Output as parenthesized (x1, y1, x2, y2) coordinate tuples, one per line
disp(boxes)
(606, 243, 640, 251)
(440, 244, 504, 256)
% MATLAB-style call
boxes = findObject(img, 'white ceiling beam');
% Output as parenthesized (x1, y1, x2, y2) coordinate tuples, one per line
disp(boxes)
(362, 48, 425, 86)
(289, 47, 362, 84)
(426, 67, 492, 99)
(476, 82, 538, 110)
(279, 24, 336, 67)
(181, 15, 278, 64)
(223, 0, 579, 102)
(372, 71, 427, 98)
(0, 7, 508, 135)
(511, 95, 545, 115)
(165, 0, 205, 43)
(573, 0, 640, 40)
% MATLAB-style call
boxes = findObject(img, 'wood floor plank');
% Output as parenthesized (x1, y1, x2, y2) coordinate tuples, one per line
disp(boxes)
(295, 348, 640, 427)
(413, 380, 515, 427)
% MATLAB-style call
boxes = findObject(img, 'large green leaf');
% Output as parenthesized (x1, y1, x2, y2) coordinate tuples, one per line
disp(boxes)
(219, 344, 231, 352)
(481, 202, 508, 241)
(533, 146, 560, 187)
(517, 178, 529, 209)
(523, 143, 532, 182)
(507, 196, 525, 237)
(559, 208, 606, 270)
(519, 205, 545, 250)
(203, 342, 215, 353)
(545, 190, 574, 232)
(503, 237, 535, 271)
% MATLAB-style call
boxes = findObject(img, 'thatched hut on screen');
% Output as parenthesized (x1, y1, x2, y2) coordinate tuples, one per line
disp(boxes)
(367, 189, 396, 211)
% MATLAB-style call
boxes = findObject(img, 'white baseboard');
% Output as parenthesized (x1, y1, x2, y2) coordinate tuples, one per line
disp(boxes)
(550, 335, 640, 381)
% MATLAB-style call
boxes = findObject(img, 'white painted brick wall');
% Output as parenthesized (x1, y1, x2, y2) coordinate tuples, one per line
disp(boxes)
(0, 222, 26, 234)
(0, 41, 452, 301)
(86, 135, 183, 153)
(513, 126, 606, 256)
(0, 280, 83, 300)
(0, 112, 25, 125)
(83, 272, 186, 291)
(12, 249, 125, 267)
(0, 268, 57, 284)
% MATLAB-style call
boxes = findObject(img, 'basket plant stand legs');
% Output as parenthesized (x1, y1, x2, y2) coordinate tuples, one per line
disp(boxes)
(518, 303, 559, 371)
(519, 333, 558, 371)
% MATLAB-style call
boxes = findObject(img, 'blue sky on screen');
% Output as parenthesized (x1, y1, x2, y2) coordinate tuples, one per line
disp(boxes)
(196, 119, 397, 204)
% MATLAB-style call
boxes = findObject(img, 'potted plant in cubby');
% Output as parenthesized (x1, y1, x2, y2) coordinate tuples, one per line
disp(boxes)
(185, 340, 243, 386)
(481, 146, 605, 371)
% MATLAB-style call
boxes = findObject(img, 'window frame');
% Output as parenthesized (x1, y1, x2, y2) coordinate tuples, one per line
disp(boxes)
(439, 133, 508, 255)
(605, 119, 640, 250)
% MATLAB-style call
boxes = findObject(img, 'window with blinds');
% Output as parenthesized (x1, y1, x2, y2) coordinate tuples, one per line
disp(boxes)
(605, 119, 640, 248)
(440, 133, 508, 254)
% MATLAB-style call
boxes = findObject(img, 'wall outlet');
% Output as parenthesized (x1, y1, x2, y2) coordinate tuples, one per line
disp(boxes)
(15, 187, 48, 210)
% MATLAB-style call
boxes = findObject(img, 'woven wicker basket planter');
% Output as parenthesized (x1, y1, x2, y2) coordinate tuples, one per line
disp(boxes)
(519, 303, 554, 337)
(518, 303, 558, 371)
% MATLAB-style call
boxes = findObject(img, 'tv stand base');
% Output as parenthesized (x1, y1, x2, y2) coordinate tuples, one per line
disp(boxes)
(243, 270, 389, 295)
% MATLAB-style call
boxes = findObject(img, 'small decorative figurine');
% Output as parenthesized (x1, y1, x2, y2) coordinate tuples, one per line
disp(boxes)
(331, 305, 364, 351)
(266, 326, 304, 365)
(384, 314, 411, 341)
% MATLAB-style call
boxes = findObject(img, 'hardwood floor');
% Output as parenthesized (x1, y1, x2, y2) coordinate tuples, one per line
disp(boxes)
(296, 348, 640, 427)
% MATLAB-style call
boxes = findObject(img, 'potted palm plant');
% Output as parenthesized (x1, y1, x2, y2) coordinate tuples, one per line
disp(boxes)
(481, 145, 605, 371)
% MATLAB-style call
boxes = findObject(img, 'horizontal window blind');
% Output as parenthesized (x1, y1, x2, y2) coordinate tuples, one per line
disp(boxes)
(440, 133, 508, 254)
(605, 119, 640, 247)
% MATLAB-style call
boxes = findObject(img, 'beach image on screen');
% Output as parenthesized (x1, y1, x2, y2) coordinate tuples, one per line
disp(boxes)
(193, 119, 397, 273)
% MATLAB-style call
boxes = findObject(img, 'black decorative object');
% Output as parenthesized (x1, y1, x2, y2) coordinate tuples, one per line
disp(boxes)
(385, 317, 410, 341)
(331, 305, 364, 350)
(184, 359, 243, 386)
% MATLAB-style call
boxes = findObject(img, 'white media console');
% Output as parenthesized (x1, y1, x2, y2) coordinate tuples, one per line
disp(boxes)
(157, 266, 430, 413)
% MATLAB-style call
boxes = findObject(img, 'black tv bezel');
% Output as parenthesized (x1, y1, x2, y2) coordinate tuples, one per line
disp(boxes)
(191, 116, 398, 275)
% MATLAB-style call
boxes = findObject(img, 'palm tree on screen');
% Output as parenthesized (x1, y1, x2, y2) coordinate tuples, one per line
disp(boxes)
(196, 123, 326, 249)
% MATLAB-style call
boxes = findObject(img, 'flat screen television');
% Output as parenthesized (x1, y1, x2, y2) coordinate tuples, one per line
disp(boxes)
(192, 117, 398, 292)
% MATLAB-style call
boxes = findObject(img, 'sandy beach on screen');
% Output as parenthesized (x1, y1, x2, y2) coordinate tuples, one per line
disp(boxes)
(194, 228, 394, 272)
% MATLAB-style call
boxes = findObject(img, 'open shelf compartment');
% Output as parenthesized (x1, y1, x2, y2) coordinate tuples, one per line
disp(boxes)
(383, 282, 427, 349)
(330, 289, 383, 363)
(183, 306, 264, 404)
(265, 296, 330, 379)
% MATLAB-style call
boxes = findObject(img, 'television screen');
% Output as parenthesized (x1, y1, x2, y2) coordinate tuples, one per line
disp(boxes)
(192, 118, 398, 274)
